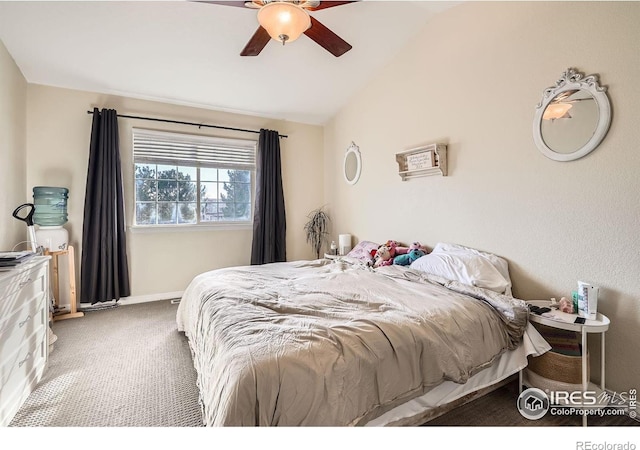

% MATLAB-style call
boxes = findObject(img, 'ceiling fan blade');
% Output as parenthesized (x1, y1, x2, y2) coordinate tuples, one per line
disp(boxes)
(196, 1, 252, 8)
(304, 16, 352, 57)
(307, 1, 358, 11)
(241, 26, 271, 56)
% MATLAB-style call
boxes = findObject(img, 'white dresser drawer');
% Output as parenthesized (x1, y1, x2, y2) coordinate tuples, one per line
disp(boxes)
(0, 257, 49, 427)
(0, 329, 47, 426)
(0, 262, 47, 320)
(0, 293, 47, 368)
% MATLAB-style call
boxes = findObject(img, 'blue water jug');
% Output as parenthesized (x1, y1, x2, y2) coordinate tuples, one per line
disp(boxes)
(33, 186, 69, 226)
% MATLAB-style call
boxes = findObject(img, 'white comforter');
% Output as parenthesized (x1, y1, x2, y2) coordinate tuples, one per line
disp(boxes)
(176, 259, 529, 426)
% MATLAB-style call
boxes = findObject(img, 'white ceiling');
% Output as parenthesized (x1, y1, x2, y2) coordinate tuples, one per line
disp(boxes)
(0, 0, 460, 125)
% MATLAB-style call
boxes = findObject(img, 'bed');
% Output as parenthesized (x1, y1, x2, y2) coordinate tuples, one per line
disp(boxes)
(176, 242, 550, 426)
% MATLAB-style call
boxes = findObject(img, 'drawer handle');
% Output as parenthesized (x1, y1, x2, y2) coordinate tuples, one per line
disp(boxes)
(19, 315, 32, 328)
(18, 352, 32, 368)
(19, 278, 33, 288)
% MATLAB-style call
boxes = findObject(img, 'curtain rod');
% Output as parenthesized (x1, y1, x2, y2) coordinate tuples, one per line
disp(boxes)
(86, 110, 288, 138)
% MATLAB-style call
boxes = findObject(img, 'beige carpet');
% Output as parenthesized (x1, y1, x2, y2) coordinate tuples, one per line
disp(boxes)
(10, 300, 203, 427)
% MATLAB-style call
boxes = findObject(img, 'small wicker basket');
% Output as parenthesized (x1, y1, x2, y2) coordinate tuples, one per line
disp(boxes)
(527, 322, 589, 385)
(527, 350, 589, 384)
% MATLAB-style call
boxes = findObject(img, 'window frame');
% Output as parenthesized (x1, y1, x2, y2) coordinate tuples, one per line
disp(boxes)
(131, 128, 256, 230)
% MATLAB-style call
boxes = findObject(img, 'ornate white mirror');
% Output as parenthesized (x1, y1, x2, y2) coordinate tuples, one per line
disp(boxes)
(533, 68, 611, 162)
(343, 141, 362, 185)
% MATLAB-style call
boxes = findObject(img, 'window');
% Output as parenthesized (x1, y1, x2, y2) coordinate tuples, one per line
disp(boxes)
(132, 128, 256, 226)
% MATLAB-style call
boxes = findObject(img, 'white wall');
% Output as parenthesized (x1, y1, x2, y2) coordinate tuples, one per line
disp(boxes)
(0, 40, 27, 251)
(26, 85, 324, 298)
(324, 1, 640, 393)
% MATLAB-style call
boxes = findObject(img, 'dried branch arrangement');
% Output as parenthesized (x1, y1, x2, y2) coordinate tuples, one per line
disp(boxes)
(304, 207, 330, 259)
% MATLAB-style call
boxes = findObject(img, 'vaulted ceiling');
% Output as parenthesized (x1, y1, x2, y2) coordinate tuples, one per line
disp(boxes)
(0, 1, 460, 124)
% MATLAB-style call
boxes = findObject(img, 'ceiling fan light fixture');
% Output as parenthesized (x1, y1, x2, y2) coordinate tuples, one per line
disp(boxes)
(543, 102, 573, 120)
(257, 2, 311, 45)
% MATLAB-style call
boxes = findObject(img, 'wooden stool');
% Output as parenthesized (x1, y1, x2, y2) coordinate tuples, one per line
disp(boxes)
(45, 245, 84, 321)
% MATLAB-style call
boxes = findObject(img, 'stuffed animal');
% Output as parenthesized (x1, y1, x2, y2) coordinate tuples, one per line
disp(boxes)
(558, 297, 574, 314)
(383, 240, 399, 258)
(396, 241, 428, 255)
(373, 245, 394, 267)
(411, 241, 430, 252)
(394, 244, 409, 255)
(393, 248, 426, 266)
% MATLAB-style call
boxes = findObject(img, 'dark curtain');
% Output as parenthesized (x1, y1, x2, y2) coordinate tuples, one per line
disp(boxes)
(80, 108, 131, 304)
(251, 129, 286, 265)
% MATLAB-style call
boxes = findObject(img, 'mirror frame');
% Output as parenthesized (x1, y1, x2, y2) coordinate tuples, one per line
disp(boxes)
(533, 68, 611, 162)
(343, 141, 362, 185)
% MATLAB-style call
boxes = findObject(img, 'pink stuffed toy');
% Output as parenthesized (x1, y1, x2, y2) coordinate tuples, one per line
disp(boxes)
(383, 240, 399, 258)
(395, 245, 409, 255)
(373, 245, 394, 267)
(410, 241, 430, 253)
(396, 241, 429, 255)
(558, 297, 574, 314)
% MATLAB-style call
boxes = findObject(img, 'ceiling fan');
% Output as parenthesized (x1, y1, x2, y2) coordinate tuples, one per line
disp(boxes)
(544, 89, 594, 120)
(199, 1, 358, 57)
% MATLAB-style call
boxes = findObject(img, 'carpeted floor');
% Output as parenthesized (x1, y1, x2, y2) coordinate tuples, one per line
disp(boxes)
(9, 300, 639, 427)
(10, 300, 203, 427)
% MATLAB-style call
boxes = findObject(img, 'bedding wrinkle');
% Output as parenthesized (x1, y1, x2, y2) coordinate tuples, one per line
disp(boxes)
(176, 259, 528, 426)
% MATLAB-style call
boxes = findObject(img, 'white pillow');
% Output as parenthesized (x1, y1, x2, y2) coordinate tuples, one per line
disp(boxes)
(432, 242, 512, 288)
(410, 243, 513, 295)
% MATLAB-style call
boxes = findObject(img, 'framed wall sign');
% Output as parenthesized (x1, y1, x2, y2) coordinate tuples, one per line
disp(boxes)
(395, 143, 447, 180)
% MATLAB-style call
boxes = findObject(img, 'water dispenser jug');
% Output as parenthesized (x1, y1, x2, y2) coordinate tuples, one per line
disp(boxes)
(33, 186, 69, 251)
(33, 186, 68, 226)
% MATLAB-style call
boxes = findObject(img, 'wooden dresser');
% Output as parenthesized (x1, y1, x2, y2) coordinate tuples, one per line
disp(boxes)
(0, 256, 50, 426)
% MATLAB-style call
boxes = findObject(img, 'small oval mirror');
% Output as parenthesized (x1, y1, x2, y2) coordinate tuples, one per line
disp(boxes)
(533, 68, 611, 162)
(343, 142, 361, 185)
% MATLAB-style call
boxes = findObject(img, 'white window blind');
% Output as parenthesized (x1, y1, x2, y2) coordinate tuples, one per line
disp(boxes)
(132, 128, 256, 169)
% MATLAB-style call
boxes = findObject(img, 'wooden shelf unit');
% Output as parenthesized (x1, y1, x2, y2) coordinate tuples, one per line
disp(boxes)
(45, 245, 84, 321)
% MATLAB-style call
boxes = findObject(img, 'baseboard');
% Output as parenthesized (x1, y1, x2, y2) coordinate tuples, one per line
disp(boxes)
(78, 291, 184, 309)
